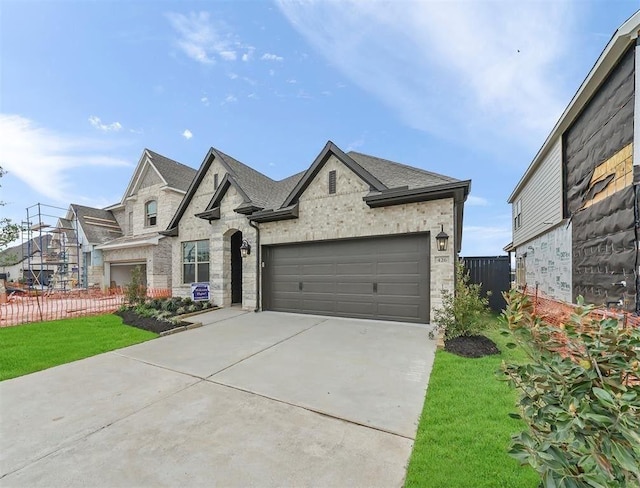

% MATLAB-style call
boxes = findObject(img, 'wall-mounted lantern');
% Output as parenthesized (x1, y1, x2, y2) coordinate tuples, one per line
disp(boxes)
(240, 239, 251, 258)
(436, 225, 449, 252)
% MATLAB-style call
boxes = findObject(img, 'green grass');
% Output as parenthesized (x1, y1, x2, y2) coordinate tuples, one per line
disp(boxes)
(404, 319, 540, 488)
(0, 315, 157, 381)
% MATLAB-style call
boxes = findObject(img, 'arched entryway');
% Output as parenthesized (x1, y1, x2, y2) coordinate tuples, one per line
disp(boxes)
(230, 230, 243, 304)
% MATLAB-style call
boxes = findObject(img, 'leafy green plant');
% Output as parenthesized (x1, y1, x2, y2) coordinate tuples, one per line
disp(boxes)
(500, 290, 640, 487)
(124, 266, 146, 306)
(433, 260, 491, 340)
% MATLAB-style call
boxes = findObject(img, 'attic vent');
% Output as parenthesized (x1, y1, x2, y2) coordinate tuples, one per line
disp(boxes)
(328, 170, 336, 194)
(214, 173, 219, 190)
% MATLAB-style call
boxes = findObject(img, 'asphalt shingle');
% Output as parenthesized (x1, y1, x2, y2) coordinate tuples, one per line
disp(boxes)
(146, 150, 197, 192)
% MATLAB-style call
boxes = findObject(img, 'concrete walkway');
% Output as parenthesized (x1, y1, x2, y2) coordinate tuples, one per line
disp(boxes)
(1, 310, 437, 487)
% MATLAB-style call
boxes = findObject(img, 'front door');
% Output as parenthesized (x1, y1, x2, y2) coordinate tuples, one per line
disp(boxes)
(231, 231, 243, 304)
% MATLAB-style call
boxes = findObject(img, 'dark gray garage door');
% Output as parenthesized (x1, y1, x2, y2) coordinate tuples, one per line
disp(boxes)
(263, 234, 430, 323)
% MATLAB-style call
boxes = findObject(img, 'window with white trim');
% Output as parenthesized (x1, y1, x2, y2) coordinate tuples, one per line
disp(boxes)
(145, 200, 157, 227)
(514, 199, 522, 230)
(182, 240, 210, 284)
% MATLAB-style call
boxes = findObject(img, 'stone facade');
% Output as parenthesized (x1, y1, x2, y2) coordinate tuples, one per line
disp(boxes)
(171, 159, 258, 308)
(171, 154, 456, 320)
(102, 162, 185, 289)
(259, 155, 456, 317)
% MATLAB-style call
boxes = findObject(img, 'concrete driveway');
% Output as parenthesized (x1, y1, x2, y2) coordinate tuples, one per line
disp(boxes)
(1, 309, 436, 487)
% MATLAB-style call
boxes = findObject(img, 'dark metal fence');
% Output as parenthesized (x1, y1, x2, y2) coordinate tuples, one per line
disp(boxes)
(462, 256, 511, 313)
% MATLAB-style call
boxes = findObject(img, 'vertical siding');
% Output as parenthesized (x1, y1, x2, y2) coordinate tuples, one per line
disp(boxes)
(512, 138, 563, 246)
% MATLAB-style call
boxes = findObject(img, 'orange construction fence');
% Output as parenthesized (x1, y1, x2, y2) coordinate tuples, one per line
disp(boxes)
(0, 288, 172, 327)
(525, 285, 640, 330)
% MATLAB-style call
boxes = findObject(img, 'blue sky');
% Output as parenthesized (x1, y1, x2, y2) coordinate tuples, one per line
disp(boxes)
(1, 1, 638, 255)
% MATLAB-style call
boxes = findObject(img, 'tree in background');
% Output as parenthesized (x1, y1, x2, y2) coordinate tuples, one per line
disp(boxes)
(0, 166, 20, 249)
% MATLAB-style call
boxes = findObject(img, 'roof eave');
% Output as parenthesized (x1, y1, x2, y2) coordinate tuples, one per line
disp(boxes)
(249, 204, 299, 223)
(195, 208, 221, 221)
(508, 11, 640, 203)
(363, 180, 471, 208)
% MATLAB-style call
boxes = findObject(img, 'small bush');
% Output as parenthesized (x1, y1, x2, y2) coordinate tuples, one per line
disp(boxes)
(175, 306, 186, 315)
(500, 290, 640, 487)
(148, 298, 163, 310)
(183, 297, 193, 306)
(434, 260, 491, 340)
(187, 304, 197, 313)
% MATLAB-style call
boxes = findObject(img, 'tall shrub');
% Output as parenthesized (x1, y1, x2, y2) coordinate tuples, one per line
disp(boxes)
(124, 265, 146, 306)
(433, 260, 491, 339)
(501, 290, 640, 487)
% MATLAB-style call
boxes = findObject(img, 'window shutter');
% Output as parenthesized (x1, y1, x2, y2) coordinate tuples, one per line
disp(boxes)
(328, 170, 336, 194)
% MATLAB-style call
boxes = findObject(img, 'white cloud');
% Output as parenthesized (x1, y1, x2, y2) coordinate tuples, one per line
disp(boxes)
(222, 94, 238, 105)
(276, 1, 577, 150)
(0, 114, 130, 202)
(467, 195, 489, 206)
(166, 11, 241, 64)
(248, 93, 258, 99)
(88, 115, 122, 132)
(201, 96, 210, 106)
(261, 53, 284, 62)
(182, 129, 193, 139)
(242, 47, 255, 62)
(287, 79, 297, 84)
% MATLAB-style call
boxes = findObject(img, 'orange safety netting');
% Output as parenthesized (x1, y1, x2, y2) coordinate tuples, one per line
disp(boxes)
(0, 288, 172, 327)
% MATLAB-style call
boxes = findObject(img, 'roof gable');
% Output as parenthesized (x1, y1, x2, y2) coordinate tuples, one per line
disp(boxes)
(281, 141, 387, 208)
(70, 204, 123, 244)
(121, 149, 196, 203)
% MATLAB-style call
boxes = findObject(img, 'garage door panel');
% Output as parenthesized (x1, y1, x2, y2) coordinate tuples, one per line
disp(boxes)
(335, 282, 373, 294)
(264, 234, 430, 323)
(302, 282, 335, 293)
(302, 299, 335, 313)
(378, 304, 420, 319)
(272, 264, 301, 276)
(377, 283, 420, 296)
(377, 261, 421, 275)
(336, 301, 376, 316)
(301, 263, 335, 276)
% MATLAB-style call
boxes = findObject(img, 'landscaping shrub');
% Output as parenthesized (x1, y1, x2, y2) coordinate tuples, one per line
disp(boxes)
(434, 260, 491, 340)
(500, 290, 640, 487)
(124, 266, 146, 306)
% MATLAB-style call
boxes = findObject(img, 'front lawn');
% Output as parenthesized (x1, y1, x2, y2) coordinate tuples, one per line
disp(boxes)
(404, 325, 539, 488)
(0, 315, 157, 381)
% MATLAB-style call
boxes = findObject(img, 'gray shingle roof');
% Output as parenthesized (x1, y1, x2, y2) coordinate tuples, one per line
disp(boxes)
(216, 150, 278, 209)
(0, 235, 52, 266)
(146, 149, 197, 192)
(70, 204, 123, 244)
(347, 151, 459, 190)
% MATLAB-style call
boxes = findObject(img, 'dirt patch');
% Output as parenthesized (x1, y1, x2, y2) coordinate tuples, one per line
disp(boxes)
(444, 335, 500, 358)
(114, 310, 188, 335)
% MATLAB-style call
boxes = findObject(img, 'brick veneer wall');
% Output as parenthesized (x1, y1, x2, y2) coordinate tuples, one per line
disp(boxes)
(259, 155, 456, 317)
(173, 154, 456, 319)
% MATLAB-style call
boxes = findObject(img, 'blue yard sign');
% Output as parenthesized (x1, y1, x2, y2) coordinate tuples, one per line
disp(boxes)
(191, 282, 210, 302)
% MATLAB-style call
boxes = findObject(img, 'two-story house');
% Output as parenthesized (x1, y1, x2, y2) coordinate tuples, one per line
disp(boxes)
(97, 149, 196, 289)
(506, 11, 639, 313)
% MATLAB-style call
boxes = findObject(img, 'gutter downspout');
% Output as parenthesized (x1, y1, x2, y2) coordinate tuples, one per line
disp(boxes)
(249, 219, 260, 312)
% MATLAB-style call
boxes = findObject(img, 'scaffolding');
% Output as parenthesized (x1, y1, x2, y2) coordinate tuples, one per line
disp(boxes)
(22, 203, 83, 292)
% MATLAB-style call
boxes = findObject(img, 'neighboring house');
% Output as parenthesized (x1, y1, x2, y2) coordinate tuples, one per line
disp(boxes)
(506, 11, 639, 313)
(0, 236, 54, 285)
(97, 149, 196, 289)
(61, 205, 123, 288)
(164, 140, 470, 324)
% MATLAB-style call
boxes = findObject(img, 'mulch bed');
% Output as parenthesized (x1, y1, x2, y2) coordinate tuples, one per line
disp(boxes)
(114, 310, 188, 334)
(445, 335, 500, 358)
